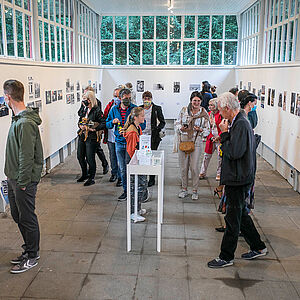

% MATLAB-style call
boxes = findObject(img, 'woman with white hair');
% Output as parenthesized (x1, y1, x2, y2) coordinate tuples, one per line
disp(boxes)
(77, 90, 106, 186)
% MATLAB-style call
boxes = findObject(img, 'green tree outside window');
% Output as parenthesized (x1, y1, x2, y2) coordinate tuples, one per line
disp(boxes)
(197, 41, 209, 65)
(129, 16, 140, 39)
(115, 16, 127, 39)
(115, 41, 127, 64)
(169, 41, 181, 64)
(170, 16, 181, 39)
(156, 41, 167, 65)
(225, 16, 238, 39)
(211, 41, 222, 64)
(184, 16, 195, 38)
(5, 6, 14, 56)
(183, 41, 195, 65)
(212, 15, 223, 39)
(101, 42, 113, 65)
(156, 16, 167, 39)
(224, 41, 237, 65)
(101, 16, 113, 39)
(143, 16, 154, 39)
(198, 16, 210, 39)
(129, 41, 140, 65)
(16, 10, 24, 57)
(143, 41, 154, 65)
(0, 4, 4, 55)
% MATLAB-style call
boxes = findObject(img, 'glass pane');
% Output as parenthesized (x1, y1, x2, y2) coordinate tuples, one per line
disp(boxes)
(50, 25, 55, 61)
(285, 0, 289, 19)
(115, 41, 127, 64)
(270, 0, 274, 25)
(129, 41, 140, 65)
(212, 16, 223, 39)
(289, 21, 294, 61)
(5, 6, 14, 56)
(184, 16, 195, 38)
(66, 29, 69, 62)
(183, 41, 195, 65)
(101, 41, 113, 64)
(278, 25, 282, 62)
(129, 16, 140, 39)
(0, 4, 3, 55)
(143, 16, 154, 39)
(279, 0, 284, 22)
(211, 41, 222, 65)
(169, 41, 181, 65)
(24, 15, 32, 59)
(44, 22, 50, 61)
(43, 0, 48, 18)
(274, 0, 278, 24)
(156, 41, 167, 65)
(142, 41, 154, 65)
(55, 0, 59, 23)
(224, 41, 237, 65)
(38, 20, 43, 60)
(273, 28, 277, 62)
(16, 11, 24, 57)
(49, 0, 54, 21)
(291, 0, 295, 16)
(56, 26, 61, 61)
(65, 0, 69, 27)
(225, 16, 238, 39)
(61, 28, 65, 61)
(198, 15, 210, 39)
(268, 30, 272, 62)
(24, 0, 31, 11)
(115, 16, 127, 39)
(197, 41, 209, 65)
(38, 0, 42, 16)
(61, 0, 64, 24)
(170, 16, 181, 39)
(156, 16, 167, 39)
(15, 0, 22, 7)
(101, 16, 113, 39)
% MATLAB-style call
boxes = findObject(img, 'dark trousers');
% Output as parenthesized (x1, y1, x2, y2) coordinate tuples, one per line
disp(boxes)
(149, 138, 161, 183)
(77, 138, 98, 179)
(116, 142, 127, 192)
(107, 141, 121, 178)
(219, 184, 266, 261)
(8, 179, 40, 258)
(96, 143, 108, 168)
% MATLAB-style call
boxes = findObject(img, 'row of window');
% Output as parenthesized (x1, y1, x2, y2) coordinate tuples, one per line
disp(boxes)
(100, 15, 238, 66)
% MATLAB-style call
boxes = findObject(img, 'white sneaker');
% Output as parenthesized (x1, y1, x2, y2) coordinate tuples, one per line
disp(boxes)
(178, 190, 188, 198)
(192, 192, 199, 200)
(139, 208, 147, 216)
(130, 213, 145, 223)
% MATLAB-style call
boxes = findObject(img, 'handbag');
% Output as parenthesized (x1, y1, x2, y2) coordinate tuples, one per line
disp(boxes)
(179, 131, 199, 154)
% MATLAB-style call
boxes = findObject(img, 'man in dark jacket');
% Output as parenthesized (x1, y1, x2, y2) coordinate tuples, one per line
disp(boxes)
(140, 91, 165, 187)
(3, 80, 43, 274)
(208, 92, 267, 268)
(78, 86, 108, 175)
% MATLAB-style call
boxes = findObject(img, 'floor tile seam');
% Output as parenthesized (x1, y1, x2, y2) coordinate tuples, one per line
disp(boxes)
(288, 215, 300, 229)
(20, 265, 44, 299)
(75, 201, 119, 299)
(279, 262, 300, 298)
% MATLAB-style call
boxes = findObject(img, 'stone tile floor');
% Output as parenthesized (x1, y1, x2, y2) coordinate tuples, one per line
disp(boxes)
(0, 134, 300, 300)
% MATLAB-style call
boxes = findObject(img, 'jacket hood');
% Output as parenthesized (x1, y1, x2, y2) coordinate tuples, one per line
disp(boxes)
(13, 107, 42, 125)
(124, 124, 139, 139)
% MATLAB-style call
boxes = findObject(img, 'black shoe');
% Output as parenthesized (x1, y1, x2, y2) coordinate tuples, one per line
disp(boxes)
(11, 252, 40, 265)
(148, 180, 155, 187)
(116, 178, 122, 187)
(10, 257, 38, 274)
(118, 192, 127, 201)
(215, 226, 225, 232)
(77, 175, 88, 182)
(109, 174, 117, 182)
(84, 179, 95, 186)
(103, 165, 109, 175)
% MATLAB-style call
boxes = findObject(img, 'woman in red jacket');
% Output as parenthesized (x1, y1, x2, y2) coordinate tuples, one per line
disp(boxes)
(199, 98, 222, 181)
(123, 107, 148, 223)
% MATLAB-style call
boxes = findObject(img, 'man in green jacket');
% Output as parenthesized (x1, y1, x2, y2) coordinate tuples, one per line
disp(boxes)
(3, 79, 43, 274)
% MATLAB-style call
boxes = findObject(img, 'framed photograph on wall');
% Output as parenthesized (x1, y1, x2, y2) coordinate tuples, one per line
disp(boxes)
(52, 91, 57, 102)
(35, 100, 42, 113)
(57, 90, 63, 100)
(296, 94, 300, 116)
(174, 82, 180, 93)
(261, 85, 266, 95)
(248, 82, 251, 91)
(153, 83, 164, 91)
(189, 84, 201, 91)
(0, 96, 9, 117)
(278, 93, 283, 107)
(239, 81, 243, 90)
(261, 96, 265, 108)
(283, 91, 287, 111)
(45, 91, 51, 104)
(34, 83, 40, 98)
(271, 89, 275, 106)
(290, 93, 296, 114)
(267, 88, 271, 105)
(137, 80, 144, 92)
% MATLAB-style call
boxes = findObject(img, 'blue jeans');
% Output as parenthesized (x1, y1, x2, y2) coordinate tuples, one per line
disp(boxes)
(115, 142, 127, 192)
(107, 141, 120, 179)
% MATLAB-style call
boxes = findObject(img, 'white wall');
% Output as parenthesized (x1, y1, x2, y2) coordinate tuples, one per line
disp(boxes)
(101, 67, 237, 119)
(236, 64, 300, 173)
(0, 59, 103, 210)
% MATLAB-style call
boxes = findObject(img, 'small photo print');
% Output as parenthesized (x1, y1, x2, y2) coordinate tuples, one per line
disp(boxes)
(45, 90, 51, 104)
(66, 94, 71, 104)
(0, 96, 9, 117)
(99, 83, 102, 91)
(278, 93, 283, 107)
(34, 83, 40, 98)
(77, 92, 81, 102)
(261, 96, 265, 108)
(70, 83, 74, 93)
(28, 81, 34, 99)
(173, 82, 180, 93)
(296, 94, 300, 116)
(261, 85, 266, 95)
(271, 89, 275, 106)
(137, 80, 144, 92)
(290, 92, 296, 114)
(189, 84, 201, 91)
(252, 88, 256, 95)
(71, 94, 75, 104)
(57, 90, 63, 100)
(239, 81, 243, 90)
(66, 79, 70, 93)
(76, 81, 80, 91)
(267, 88, 271, 105)
(283, 91, 287, 111)
(52, 90, 57, 102)
(248, 82, 251, 91)
(153, 83, 164, 91)
(35, 100, 42, 113)
(27, 101, 35, 108)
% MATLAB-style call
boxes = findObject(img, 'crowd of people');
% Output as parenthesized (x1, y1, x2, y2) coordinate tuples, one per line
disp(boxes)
(2, 78, 267, 274)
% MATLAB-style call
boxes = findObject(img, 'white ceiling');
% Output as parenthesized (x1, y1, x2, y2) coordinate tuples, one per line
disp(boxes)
(84, 0, 253, 15)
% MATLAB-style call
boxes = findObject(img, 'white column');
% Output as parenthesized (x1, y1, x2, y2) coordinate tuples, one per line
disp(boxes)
(32, 0, 41, 61)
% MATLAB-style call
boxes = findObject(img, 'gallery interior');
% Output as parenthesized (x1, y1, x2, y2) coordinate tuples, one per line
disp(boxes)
(0, 0, 300, 299)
